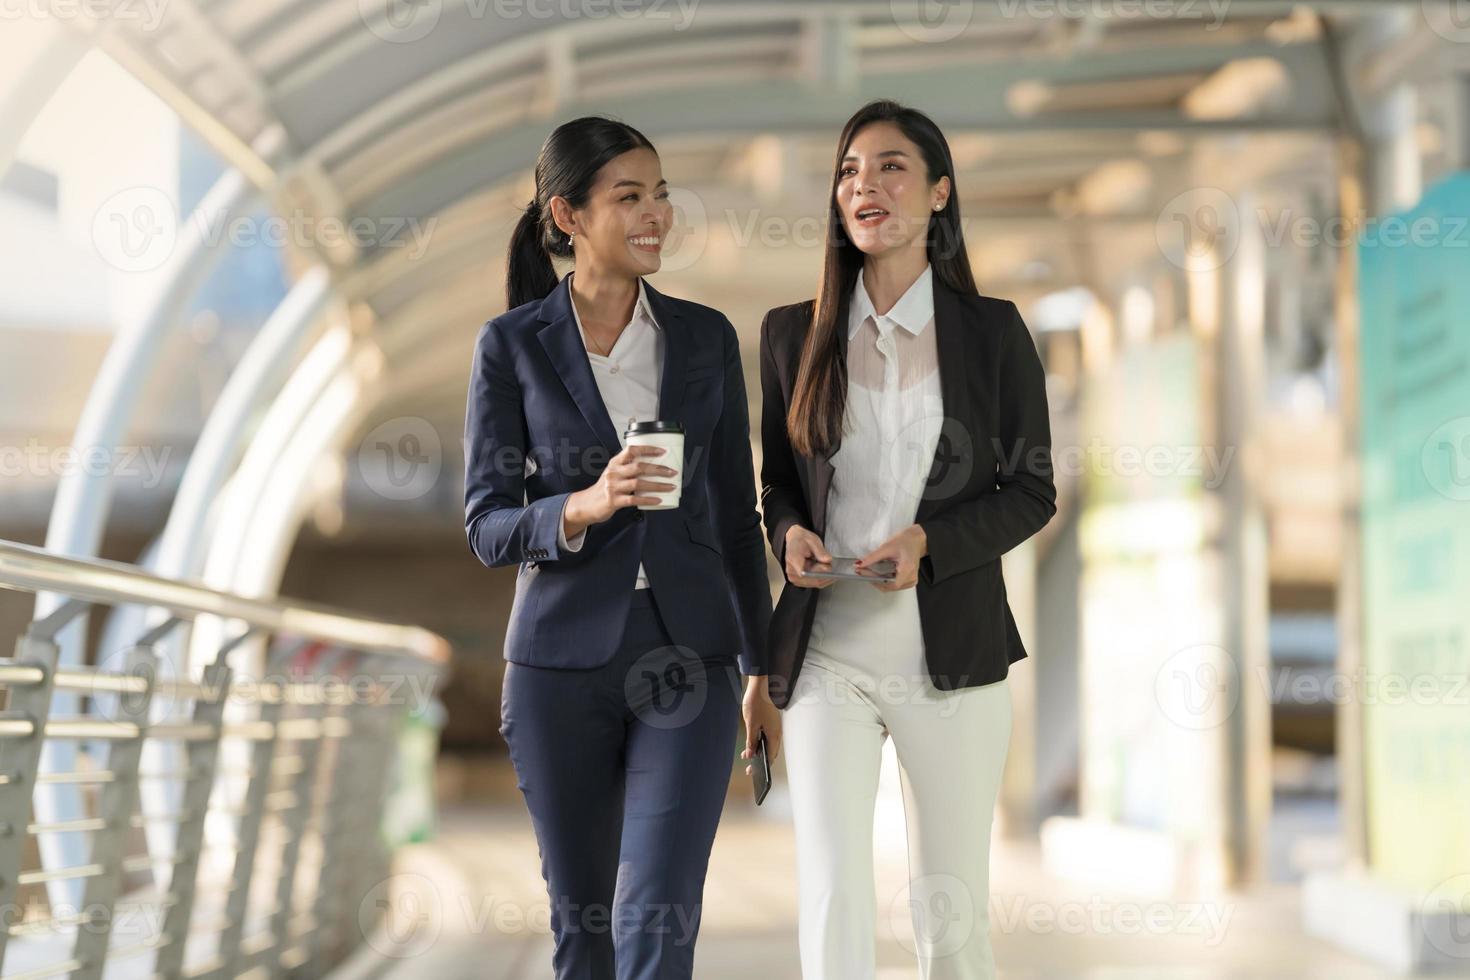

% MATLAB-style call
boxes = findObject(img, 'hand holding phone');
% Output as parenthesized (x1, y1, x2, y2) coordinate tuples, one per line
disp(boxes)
(785, 526, 838, 588)
(797, 556, 897, 582)
(751, 731, 772, 805)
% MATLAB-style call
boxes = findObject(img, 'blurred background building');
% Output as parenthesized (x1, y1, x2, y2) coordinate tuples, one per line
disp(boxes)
(0, 1, 1467, 977)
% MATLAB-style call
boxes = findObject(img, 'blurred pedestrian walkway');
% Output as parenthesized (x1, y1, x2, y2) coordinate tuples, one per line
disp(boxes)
(335, 757, 1406, 980)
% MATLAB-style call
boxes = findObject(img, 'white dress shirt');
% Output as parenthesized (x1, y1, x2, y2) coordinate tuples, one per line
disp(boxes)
(822, 263, 944, 560)
(556, 274, 663, 590)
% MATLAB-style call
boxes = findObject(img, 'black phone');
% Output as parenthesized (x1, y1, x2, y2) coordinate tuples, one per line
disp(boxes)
(751, 730, 772, 805)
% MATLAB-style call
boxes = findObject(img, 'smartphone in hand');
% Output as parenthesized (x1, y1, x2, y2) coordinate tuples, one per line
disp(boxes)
(751, 730, 772, 805)
(798, 556, 897, 581)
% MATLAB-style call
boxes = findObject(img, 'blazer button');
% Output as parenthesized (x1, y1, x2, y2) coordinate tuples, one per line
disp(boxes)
(633, 512, 644, 523)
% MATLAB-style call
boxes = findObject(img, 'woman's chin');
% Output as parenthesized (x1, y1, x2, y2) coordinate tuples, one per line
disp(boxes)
(626, 249, 663, 275)
(849, 234, 897, 258)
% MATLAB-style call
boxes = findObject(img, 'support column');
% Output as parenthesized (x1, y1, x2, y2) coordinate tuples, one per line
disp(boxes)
(1213, 188, 1272, 887)
(997, 541, 1038, 837)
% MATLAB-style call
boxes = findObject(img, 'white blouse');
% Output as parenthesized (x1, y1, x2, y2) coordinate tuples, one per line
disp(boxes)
(557, 273, 663, 590)
(822, 263, 944, 561)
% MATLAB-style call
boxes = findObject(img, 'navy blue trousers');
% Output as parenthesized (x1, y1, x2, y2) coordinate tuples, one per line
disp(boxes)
(500, 588, 741, 980)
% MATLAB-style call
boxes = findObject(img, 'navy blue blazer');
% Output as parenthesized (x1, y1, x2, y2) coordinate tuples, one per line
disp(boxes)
(463, 273, 772, 676)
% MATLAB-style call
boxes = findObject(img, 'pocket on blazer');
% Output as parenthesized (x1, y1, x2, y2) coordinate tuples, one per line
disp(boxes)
(684, 517, 723, 556)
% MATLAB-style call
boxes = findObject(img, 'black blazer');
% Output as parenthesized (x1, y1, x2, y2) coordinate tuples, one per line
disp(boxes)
(758, 277, 1056, 709)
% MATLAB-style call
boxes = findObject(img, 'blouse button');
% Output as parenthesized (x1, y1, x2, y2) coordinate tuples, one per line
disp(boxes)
(609, 364, 620, 374)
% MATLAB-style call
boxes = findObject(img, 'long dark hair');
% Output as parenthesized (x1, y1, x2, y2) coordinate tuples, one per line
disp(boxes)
(788, 100, 977, 457)
(505, 116, 656, 309)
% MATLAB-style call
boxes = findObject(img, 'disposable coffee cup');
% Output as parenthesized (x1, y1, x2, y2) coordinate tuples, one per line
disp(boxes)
(624, 420, 683, 510)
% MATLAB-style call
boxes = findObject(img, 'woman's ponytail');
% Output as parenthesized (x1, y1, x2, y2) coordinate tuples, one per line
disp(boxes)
(502, 116, 656, 310)
(506, 198, 558, 310)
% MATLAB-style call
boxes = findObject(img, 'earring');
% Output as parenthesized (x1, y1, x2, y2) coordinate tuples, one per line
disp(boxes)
(933, 203, 943, 211)
(568, 232, 575, 248)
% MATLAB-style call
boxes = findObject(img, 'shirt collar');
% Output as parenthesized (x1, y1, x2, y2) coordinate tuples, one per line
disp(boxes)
(567, 272, 661, 334)
(848, 264, 935, 340)
(633, 278, 659, 330)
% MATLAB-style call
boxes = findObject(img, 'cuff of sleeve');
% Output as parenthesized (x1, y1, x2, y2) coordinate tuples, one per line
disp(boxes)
(916, 517, 948, 585)
(557, 495, 586, 552)
(772, 515, 801, 572)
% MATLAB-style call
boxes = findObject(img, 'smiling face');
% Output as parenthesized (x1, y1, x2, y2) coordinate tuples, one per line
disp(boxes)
(550, 146, 672, 278)
(835, 121, 951, 257)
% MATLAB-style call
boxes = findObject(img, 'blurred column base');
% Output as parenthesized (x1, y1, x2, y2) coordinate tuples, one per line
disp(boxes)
(1038, 815, 1231, 900)
(1302, 870, 1470, 974)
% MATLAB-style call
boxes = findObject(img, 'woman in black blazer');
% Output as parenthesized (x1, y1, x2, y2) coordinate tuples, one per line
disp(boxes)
(758, 100, 1056, 979)
(464, 116, 778, 980)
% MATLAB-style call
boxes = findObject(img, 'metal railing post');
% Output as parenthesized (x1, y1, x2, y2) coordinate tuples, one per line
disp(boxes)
(268, 692, 328, 979)
(214, 650, 288, 979)
(153, 652, 238, 978)
(0, 611, 71, 971)
(71, 633, 164, 980)
(342, 704, 397, 955)
(304, 698, 355, 977)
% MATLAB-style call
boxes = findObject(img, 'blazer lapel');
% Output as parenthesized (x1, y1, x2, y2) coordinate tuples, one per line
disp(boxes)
(914, 279, 969, 523)
(535, 274, 623, 454)
(809, 289, 851, 536)
(640, 278, 688, 426)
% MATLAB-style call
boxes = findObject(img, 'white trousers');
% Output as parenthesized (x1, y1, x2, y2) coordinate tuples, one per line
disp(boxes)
(783, 582, 1012, 980)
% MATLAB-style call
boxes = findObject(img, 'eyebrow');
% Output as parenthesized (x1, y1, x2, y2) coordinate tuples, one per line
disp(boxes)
(610, 178, 669, 190)
(841, 150, 910, 163)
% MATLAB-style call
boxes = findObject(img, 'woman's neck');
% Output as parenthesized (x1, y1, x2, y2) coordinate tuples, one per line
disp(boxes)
(861, 244, 929, 316)
(570, 267, 639, 331)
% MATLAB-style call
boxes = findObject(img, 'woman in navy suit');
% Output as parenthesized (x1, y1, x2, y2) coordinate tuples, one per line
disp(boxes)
(462, 116, 779, 980)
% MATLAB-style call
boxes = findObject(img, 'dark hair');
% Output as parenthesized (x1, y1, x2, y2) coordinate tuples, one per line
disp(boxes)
(505, 116, 657, 309)
(788, 99, 977, 457)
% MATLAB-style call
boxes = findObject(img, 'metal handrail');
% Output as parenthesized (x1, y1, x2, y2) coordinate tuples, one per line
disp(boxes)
(0, 539, 449, 664)
(0, 537, 453, 979)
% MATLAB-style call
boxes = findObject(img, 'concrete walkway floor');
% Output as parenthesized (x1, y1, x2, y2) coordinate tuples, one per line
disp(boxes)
(340, 768, 1428, 980)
